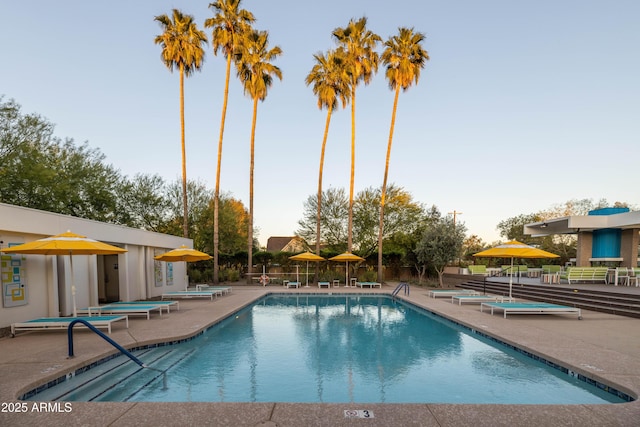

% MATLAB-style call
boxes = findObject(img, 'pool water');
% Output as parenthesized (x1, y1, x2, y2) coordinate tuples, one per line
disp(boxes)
(30, 295, 626, 404)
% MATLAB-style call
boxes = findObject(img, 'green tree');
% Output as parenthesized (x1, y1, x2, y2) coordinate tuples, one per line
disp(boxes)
(354, 185, 425, 259)
(198, 193, 250, 256)
(205, 0, 255, 283)
(332, 17, 381, 252)
(305, 49, 349, 258)
(496, 213, 542, 243)
(377, 27, 429, 282)
(160, 179, 212, 241)
(154, 9, 208, 238)
(235, 29, 282, 278)
(297, 185, 424, 259)
(117, 173, 171, 231)
(0, 97, 123, 222)
(297, 187, 349, 252)
(415, 216, 466, 287)
(462, 234, 487, 263)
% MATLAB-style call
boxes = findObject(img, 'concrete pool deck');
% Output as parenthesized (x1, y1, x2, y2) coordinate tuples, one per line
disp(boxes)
(1, 282, 639, 426)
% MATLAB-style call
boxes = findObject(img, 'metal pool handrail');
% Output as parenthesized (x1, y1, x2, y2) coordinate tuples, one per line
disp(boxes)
(67, 319, 167, 388)
(392, 282, 410, 296)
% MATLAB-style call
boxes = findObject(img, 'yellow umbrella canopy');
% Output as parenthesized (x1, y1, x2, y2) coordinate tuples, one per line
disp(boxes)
(154, 245, 212, 262)
(328, 252, 365, 262)
(289, 252, 326, 287)
(1, 231, 127, 317)
(473, 240, 559, 298)
(329, 252, 365, 286)
(1, 230, 128, 256)
(289, 251, 325, 262)
(473, 240, 559, 259)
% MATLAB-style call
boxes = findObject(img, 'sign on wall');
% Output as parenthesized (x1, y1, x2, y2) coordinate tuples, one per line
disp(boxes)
(1, 245, 28, 308)
(166, 262, 173, 286)
(154, 249, 164, 287)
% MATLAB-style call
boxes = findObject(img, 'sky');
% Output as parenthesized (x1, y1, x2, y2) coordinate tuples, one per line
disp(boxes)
(2, 1, 639, 247)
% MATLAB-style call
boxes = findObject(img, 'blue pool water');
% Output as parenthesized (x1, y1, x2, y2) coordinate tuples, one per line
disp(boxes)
(29, 295, 627, 404)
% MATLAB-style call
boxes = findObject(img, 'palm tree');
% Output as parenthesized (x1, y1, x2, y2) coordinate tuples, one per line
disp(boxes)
(204, 0, 255, 283)
(377, 27, 428, 282)
(305, 49, 349, 259)
(154, 9, 208, 238)
(332, 17, 381, 252)
(236, 29, 283, 279)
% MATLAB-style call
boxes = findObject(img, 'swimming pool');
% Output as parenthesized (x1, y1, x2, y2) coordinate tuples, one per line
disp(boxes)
(26, 295, 627, 404)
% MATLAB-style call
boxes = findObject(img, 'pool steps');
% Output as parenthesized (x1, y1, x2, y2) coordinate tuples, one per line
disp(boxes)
(26, 347, 194, 401)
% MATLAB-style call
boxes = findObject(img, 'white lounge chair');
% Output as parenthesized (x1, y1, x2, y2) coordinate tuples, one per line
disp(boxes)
(195, 285, 232, 294)
(480, 302, 582, 319)
(357, 282, 382, 288)
(318, 281, 330, 288)
(10, 315, 128, 337)
(110, 300, 180, 312)
(451, 295, 513, 305)
(286, 281, 301, 288)
(162, 291, 220, 300)
(78, 304, 166, 319)
(428, 289, 477, 298)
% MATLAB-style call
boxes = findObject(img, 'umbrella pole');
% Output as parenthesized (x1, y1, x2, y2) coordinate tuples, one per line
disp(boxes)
(305, 261, 310, 287)
(509, 257, 514, 299)
(344, 261, 349, 287)
(70, 254, 78, 318)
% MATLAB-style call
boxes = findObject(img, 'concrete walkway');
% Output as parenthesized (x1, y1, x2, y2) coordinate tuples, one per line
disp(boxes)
(1, 283, 639, 426)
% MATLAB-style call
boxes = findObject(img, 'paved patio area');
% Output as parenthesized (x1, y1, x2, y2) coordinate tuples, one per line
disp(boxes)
(1, 282, 639, 426)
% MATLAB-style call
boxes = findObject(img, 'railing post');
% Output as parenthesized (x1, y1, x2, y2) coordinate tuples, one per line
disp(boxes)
(67, 319, 145, 368)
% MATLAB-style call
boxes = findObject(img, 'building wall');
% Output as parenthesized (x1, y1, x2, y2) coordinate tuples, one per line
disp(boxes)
(575, 232, 593, 267)
(0, 203, 191, 330)
(620, 229, 640, 268)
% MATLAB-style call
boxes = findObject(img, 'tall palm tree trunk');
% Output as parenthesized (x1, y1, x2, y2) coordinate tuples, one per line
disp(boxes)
(179, 64, 189, 238)
(348, 84, 356, 252)
(213, 54, 232, 283)
(315, 105, 333, 278)
(377, 85, 400, 282)
(248, 96, 258, 281)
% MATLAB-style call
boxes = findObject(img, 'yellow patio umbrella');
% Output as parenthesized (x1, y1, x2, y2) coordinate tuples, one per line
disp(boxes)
(154, 245, 212, 287)
(154, 245, 212, 262)
(1, 231, 128, 317)
(329, 252, 365, 287)
(289, 251, 326, 287)
(473, 240, 559, 298)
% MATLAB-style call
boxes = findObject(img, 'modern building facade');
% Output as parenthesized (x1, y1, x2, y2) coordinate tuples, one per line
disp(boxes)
(524, 208, 640, 267)
(0, 203, 191, 331)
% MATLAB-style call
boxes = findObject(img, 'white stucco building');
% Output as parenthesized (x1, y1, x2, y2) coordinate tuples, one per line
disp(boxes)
(0, 203, 191, 331)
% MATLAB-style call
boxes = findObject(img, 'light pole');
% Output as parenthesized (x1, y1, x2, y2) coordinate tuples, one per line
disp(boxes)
(449, 210, 463, 266)
(448, 210, 463, 228)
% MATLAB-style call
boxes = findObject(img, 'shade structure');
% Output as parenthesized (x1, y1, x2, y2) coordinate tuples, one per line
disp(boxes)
(473, 240, 559, 298)
(1, 231, 127, 317)
(329, 252, 365, 287)
(154, 245, 212, 262)
(154, 245, 212, 288)
(289, 251, 326, 287)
